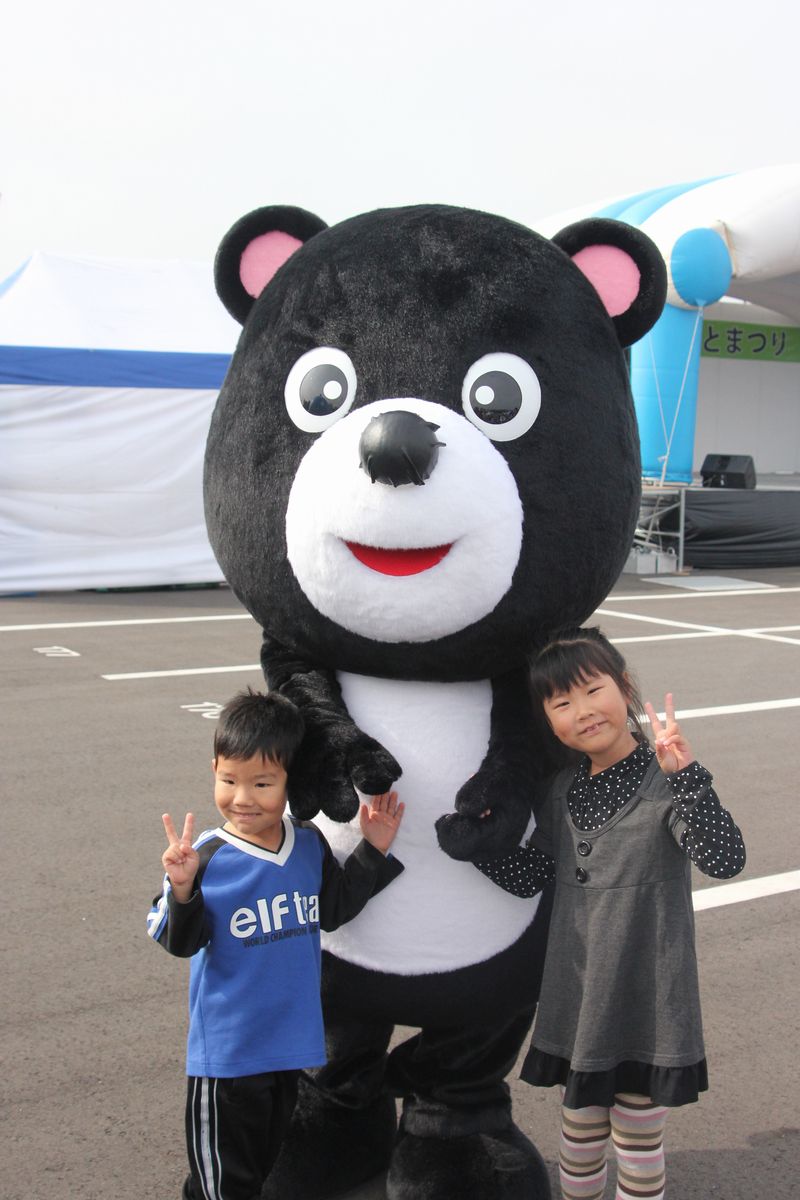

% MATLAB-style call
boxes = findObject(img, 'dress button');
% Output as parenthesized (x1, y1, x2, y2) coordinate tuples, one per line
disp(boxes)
(575, 867, 588, 883)
(577, 840, 592, 857)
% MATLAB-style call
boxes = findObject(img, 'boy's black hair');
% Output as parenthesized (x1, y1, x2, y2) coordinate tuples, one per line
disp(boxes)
(213, 688, 305, 769)
(530, 626, 649, 753)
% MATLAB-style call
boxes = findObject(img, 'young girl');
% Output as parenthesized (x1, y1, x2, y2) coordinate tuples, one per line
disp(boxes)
(475, 626, 745, 1200)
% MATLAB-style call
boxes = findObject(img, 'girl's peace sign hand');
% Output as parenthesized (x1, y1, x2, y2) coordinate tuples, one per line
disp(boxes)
(644, 694, 694, 774)
(161, 812, 200, 899)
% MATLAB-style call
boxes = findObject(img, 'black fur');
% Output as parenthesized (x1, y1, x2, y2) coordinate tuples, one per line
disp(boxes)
(205, 205, 665, 683)
(204, 201, 666, 1200)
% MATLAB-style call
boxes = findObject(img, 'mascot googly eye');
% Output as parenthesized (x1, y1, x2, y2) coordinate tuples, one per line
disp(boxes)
(205, 202, 666, 1200)
(461, 352, 542, 440)
(284, 347, 357, 432)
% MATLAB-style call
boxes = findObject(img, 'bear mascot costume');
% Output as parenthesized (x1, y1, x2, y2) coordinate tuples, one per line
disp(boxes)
(204, 203, 666, 1200)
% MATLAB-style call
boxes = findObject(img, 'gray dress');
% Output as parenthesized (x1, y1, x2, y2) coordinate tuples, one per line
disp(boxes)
(529, 755, 705, 1072)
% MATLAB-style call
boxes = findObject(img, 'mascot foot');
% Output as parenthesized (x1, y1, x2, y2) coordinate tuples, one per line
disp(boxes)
(261, 1078, 396, 1200)
(386, 1124, 551, 1200)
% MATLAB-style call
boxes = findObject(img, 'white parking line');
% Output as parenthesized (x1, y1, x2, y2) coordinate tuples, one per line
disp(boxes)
(103, 666, 800, 726)
(615, 631, 731, 644)
(596, 607, 800, 647)
(609, 585, 800, 601)
(103, 664, 261, 680)
(663, 697, 800, 720)
(693, 870, 800, 911)
(615, 626, 800, 645)
(0, 614, 252, 633)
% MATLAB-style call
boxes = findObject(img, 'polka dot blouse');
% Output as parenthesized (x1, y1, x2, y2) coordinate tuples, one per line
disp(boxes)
(475, 742, 745, 897)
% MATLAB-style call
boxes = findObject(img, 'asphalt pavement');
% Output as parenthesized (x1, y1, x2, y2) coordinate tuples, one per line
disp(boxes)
(2, 567, 798, 1199)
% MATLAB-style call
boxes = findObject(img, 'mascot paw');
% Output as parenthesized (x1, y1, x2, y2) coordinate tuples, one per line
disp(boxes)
(387, 1126, 551, 1200)
(435, 768, 531, 861)
(262, 1079, 396, 1200)
(287, 750, 359, 822)
(347, 734, 402, 796)
(435, 812, 492, 861)
(435, 809, 523, 863)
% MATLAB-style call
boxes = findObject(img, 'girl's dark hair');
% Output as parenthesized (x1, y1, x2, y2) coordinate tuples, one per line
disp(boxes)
(213, 688, 305, 769)
(530, 626, 648, 749)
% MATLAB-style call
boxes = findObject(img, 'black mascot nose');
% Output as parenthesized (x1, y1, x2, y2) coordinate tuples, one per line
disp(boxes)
(359, 411, 445, 487)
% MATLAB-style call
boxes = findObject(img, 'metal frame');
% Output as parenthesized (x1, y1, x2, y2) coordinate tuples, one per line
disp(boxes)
(634, 483, 687, 571)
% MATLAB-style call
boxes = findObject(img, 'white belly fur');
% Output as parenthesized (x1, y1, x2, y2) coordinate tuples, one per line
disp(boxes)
(312, 672, 539, 974)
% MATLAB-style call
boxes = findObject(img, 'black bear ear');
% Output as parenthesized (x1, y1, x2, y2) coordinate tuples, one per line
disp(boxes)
(551, 218, 667, 347)
(214, 205, 328, 324)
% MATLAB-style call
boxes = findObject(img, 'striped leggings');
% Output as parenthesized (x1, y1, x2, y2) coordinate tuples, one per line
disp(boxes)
(559, 1093, 668, 1199)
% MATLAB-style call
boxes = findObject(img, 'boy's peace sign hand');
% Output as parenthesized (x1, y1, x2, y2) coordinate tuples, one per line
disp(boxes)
(161, 812, 200, 899)
(644, 694, 694, 774)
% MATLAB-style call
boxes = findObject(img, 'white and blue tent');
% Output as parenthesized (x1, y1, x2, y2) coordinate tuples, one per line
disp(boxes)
(0, 252, 240, 593)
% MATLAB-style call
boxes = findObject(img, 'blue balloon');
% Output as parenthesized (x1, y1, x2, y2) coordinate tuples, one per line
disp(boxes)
(671, 228, 732, 307)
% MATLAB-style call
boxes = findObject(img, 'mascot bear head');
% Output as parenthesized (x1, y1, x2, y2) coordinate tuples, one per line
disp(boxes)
(205, 204, 666, 681)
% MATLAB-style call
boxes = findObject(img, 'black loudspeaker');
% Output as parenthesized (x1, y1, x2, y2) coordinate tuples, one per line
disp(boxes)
(700, 453, 757, 489)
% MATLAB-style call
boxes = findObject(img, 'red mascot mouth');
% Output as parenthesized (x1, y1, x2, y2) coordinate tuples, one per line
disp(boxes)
(345, 541, 452, 576)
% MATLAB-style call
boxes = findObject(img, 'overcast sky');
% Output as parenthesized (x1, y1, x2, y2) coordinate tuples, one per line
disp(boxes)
(1, 0, 797, 279)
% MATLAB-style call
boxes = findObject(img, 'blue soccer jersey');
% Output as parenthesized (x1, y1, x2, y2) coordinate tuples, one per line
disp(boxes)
(148, 816, 402, 1077)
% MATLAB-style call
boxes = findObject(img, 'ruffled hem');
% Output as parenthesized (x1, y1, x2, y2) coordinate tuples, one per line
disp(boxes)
(520, 1048, 708, 1108)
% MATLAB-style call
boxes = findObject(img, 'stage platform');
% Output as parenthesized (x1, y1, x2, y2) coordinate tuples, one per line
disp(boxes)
(634, 474, 800, 570)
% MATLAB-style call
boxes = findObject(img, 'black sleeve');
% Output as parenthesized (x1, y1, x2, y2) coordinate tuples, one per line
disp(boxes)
(261, 635, 353, 735)
(474, 844, 555, 898)
(261, 634, 401, 820)
(666, 761, 746, 879)
(473, 773, 561, 897)
(528, 783, 559, 857)
(150, 887, 211, 958)
(315, 832, 404, 931)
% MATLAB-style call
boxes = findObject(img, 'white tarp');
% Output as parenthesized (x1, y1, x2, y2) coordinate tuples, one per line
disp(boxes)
(0, 252, 240, 594)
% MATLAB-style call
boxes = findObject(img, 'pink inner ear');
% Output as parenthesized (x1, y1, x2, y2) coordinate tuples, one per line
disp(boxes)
(571, 245, 641, 317)
(240, 230, 304, 298)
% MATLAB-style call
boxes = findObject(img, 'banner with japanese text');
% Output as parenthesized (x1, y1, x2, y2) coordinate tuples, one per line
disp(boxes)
(701, 320, 800, 363)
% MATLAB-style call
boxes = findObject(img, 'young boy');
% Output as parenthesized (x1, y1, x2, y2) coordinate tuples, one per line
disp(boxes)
(147, 688, 404, 1200)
